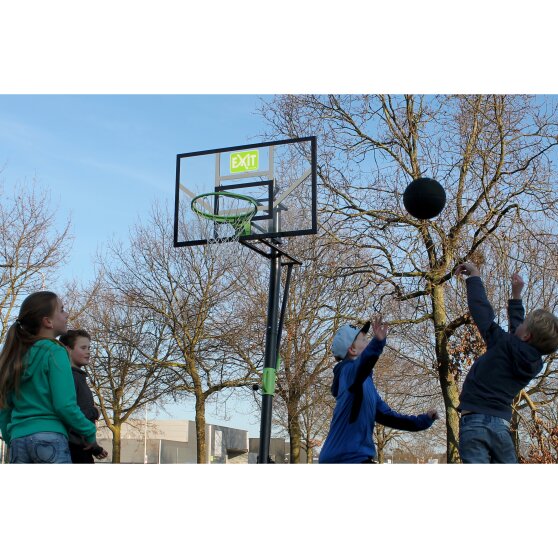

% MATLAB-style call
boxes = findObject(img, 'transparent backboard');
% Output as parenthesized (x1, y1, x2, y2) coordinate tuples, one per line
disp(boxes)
(174, 136, 317, 246)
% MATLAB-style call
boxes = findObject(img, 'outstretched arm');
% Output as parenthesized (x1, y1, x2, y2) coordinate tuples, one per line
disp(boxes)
(456, 262, 504, 347)
(347, 318, 388, 423)
(350, 316, 388, 390)
(375, 395, 438, 432)
(508, 273, 525, 334)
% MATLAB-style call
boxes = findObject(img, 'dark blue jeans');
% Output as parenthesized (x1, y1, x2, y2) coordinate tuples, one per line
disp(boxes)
(9, 432, 72, 464)
(459, 413, 517, 464)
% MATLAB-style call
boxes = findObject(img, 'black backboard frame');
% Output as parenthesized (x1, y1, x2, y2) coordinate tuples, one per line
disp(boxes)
(174, 136, 317, 247)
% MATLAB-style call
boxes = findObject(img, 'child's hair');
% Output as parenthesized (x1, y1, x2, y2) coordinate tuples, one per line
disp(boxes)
(59, 329, 91, 350)
(0, 291, 59, 407)
(523, 309, 558, 355)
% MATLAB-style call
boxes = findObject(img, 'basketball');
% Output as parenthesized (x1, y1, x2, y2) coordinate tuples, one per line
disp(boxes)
(403, 177, 446, 220)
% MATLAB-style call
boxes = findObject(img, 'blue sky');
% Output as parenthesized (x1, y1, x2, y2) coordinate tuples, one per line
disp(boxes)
(0, 94, 273, 435)
(0, 95, 272, 273)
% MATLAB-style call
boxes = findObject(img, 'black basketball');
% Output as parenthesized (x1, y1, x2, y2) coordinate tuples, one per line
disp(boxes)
(403, 177, 446, 220)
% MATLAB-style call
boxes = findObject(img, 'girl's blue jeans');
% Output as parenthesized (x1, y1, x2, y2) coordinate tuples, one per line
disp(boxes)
(9, 432, 72, 464)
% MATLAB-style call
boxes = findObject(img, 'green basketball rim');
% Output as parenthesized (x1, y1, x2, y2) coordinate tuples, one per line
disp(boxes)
(191, 191, 258, 224)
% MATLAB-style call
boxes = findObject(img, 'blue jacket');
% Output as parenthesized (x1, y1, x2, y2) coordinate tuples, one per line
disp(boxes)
(458, 276, 543, 422)
(319, 337, 434, 463)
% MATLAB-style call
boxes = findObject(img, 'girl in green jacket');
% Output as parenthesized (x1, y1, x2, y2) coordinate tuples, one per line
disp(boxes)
(0, 291, 97, 463)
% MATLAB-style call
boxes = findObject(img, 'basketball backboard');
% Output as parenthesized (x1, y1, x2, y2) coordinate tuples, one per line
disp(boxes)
(174, 136, 317, 247)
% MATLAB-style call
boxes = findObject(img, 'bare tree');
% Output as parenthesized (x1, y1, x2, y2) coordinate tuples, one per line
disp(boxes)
(259, 94, 558, 462)
(0, 179, 71, 338)
(517, 396, 558, 464)
(101, 203, 259, 463)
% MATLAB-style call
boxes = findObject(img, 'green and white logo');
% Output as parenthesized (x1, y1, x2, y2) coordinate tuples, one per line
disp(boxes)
(230, 149, 259, 173)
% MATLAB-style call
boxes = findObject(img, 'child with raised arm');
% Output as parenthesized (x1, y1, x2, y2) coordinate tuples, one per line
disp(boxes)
(319, 316, 438, 464)
(456, 262, 558, 463)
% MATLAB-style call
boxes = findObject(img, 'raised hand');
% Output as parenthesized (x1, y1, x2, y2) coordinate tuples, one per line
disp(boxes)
(511, 273, 525, 299)
(372, 315, 389, 341)
(455, 261, 480, 278)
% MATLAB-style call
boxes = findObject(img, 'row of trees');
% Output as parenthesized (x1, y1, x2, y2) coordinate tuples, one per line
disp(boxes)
(2, 94, 558, 463)
(0, 181, 71, 337)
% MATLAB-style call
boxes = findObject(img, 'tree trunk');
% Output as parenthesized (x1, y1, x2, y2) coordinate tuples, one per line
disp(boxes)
(432, 284, 461, 463)
(439, 372, 462, 463)
(510, 402, 521, 459)
(195, 395, 206, 464)
(289, 415, 302, 464)
(375, 424, 388, 463)
(112, 423, 121, 463)
(306, 442, 313, 464)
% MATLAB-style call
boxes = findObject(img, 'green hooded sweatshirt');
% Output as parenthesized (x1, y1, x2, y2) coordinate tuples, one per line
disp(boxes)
(0, 339, 96, 445)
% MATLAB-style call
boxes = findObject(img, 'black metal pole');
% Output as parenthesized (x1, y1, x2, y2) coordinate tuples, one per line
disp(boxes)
(276, 263, 294, 358)
(258, 248, 281, 463)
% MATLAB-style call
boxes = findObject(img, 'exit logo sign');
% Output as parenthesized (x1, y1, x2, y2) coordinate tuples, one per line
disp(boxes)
(230, 150, 259, 173)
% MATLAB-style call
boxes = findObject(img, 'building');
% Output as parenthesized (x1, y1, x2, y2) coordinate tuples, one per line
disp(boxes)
(96, 419, 294, 464)
(96, 419, 253, 463)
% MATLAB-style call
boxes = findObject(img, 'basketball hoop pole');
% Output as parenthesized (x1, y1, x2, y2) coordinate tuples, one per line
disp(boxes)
(257, 250, 296, 463)
(258, 247, 281, 463)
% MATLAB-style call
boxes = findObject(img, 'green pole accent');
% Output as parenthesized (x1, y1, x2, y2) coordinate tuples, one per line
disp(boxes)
(262, 367, 277, 396)
(242, 220, 251, 236)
